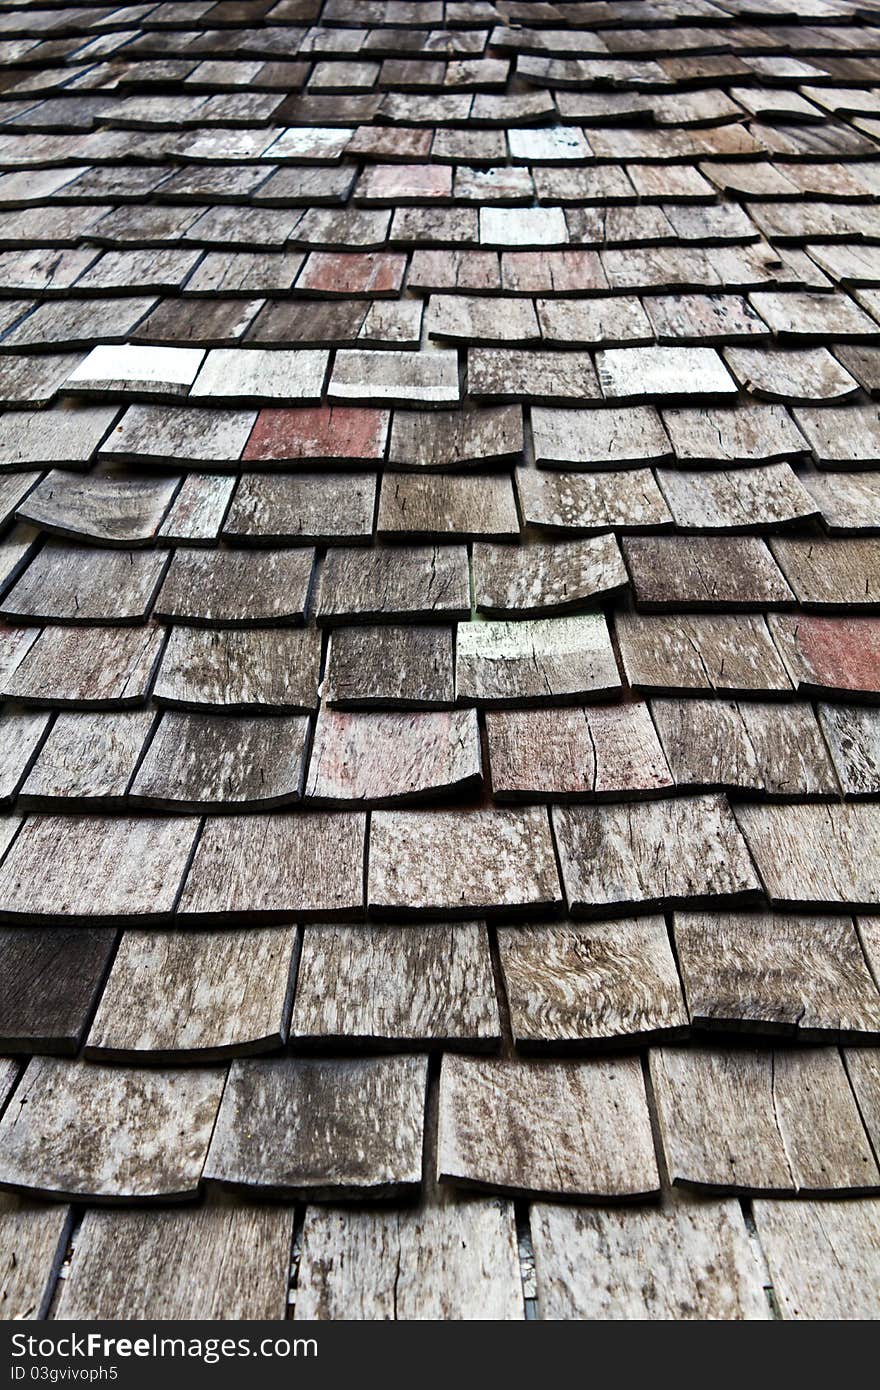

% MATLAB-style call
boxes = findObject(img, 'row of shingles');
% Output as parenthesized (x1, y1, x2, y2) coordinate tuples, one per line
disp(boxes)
(6, 903, 880, 1063)
(1, 1026, 879, 1234)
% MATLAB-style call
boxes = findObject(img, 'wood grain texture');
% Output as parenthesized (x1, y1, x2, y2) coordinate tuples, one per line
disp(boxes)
(154, 548, 314, 626)
(0, 927, 117, 1053)
(617, 612, 792, 695)
(802, 470, 880, 534)
(486, 703, 673, 801)
(517, 466, 672, 532)
(753, 1197, 880, 1320)
(770, 537, 880, 610)
(316, 545, 470, 624)
(130, 711, 309, 810)
(532, 1196, 769, 1320)
(177, 812, 365, 921)
(650, 1046, 880, 1194)
(0, 543, 169, 625)
(19, 710, 154, 807)
(0, 1057, 225, 1202)
(497, 918, 688, 1049)
(204, 1055, 428, 1199)
(0, 708, 50, 805)
(305, 708, 482, 806)
(437, 1054, 659, 1199)
(623, 536, 793, 610)
(388, 405, 523, 470)
(223, 472, 376, 545)
(157, 474, 236, 545)
(86, 926, 297, 1062)
(154, 626, 321, 712)
(295, 1197, 523, 1320)
(473, 534, 628, 617)
(56, 1204, 293, 1320)
(656, 462, 819, 532)
(377, 473, 520, 541)
(0, 1195, 71, 1320)
(661, 402, 807, 463)
(369, 807, 562, 918)
(768, 612, 880, 699)
(456, 613, 621, 705)
(324, 625, 455, 708)
(844, 1047, 880, 1157)
(0, 815, 198, 925)
(2, 625, 164, 708)
(651, 697, 837, 796)
(531, 403, 671, 468)
(673, 911, 880, 1038)
(553, 795, 761, 916)
(735, 802, 880, 908)
(291, 923, 499, 1049)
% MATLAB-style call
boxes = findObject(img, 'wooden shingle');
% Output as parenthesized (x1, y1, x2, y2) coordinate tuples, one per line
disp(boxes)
(486, 703, 673, 801)
(553, 795, 761, 916)
(651, 1046, 879, 1194)
(737, 803, 880, 910)
(531, 1198, 769, 1320)
(0, 1058, 225, 1202)
(316, 544, 470, 624)
(223, 473, 376, 545)
(651, 698, 837, 797)
(86, 926, 297, 1062)
(437, 1055, 659, 1200)
(130, 712, 308, 810)
(324, 624, 454, 708)
(655, 463, 819, 532)
(154, 627, 321, 713)
(17, 469, 180, 546)
(377, 473, 519, 541)
(177, 812, 365, 921)
(369, 807, 562, 918)
(204, 1055, 428, 1199)
(0, 709, 50, 806)
(243, 406, 389, 465)
(456, 613, 620, 705)
(101, 406, 256, 468)
(295, 1199, 522, 1321)
(674, 911, 880, 1038)
(0, 815, 198, 925)
(768, 613, 880, 699)
(473, 534, 628, 616)
(769, 537, 880, 611)
(154, 549, 314, 626)
(0, 1195, 71, 1320)
(531, 405, 672, 469)
(305, 708, 481, 805)
(516, 467, 673, 533)
(617, 612, 793, 696)
(56, 1206, 293, 1320)
(623, 536, 793, 611)
(291, 922, 499, 1048)
(156, 474, 236, 546)
(388, 405, 523, 470)
(753, 1198, 880, 1321)
(661, 403, 807, 464)
(0, 928, 117, 1054)
(497, 918, 687, 1050)
(817, 703, 880, 797)
(18, 710, 154, 808)
(2, 626, 164, 708)
(0, 543, 169, 625)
